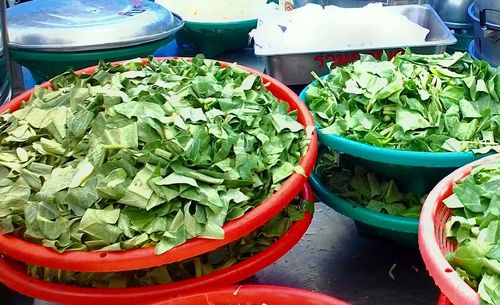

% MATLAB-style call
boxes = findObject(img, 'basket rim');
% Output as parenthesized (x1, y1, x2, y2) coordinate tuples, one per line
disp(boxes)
(436, 293, 453, 305)
(418, 153, 500, 305)
(0, 185, 314, 305)
(0, 57, 318, 272)
(299, 77, 489, 168)
(309, 172, 418, 233)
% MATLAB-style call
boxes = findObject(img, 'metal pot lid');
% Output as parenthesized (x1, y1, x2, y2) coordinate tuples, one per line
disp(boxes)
(7, 0, 182, 52)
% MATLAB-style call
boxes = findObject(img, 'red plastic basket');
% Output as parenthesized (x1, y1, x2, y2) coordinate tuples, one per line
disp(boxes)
(419, 153, 500, 305)
(0, 185, 314, 305)
(150, 285, 351, 305)
(0, 57, 318, 273)
(437, 294, 453, 305)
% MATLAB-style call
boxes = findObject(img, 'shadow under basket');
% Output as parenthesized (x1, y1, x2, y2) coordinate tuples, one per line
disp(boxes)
(354, 222, 418, 248)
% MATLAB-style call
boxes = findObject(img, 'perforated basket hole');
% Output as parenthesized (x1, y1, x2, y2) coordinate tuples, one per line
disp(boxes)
(434, 195, 456, 254)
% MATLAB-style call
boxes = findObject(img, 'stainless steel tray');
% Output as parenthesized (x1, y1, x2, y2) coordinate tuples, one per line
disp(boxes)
(255, 4, 456, 85)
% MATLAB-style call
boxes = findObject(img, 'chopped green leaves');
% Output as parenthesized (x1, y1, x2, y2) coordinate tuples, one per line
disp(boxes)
(0, 56, 309, 255)
(316, 149, 423, 218)
(306, 51, 500, 153)
(26, 198, 311, 288)
(444, 160, 500, 305)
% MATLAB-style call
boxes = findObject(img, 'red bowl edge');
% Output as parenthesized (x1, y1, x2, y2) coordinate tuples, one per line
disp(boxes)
(149, 285, 351, 305)
(0, 184, 314, 305)
(0, 57, 318, 272)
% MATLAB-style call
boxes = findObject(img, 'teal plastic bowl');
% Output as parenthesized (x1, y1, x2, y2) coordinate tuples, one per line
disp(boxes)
(175, 19, 257, 57)
(309, 172, 418, 248)
(10, 35, 177, 83)
(300, 79, 488, 195)
(447, 28, 474, 53)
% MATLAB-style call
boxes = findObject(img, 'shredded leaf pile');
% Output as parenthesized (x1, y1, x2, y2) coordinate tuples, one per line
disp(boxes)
(305, 51, 500, 153)
(0, 56, 310, 255)
(444, 160, 500, 305)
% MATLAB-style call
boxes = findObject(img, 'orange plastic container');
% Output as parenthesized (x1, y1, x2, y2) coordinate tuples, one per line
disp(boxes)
(419, 153, 500, 305)
(150, 285, 351, 305)
(0, 185, 314, 305)
(0, 57, 318, 273)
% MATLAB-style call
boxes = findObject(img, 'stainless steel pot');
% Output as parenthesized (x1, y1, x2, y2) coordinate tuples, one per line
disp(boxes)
(433, 0, 474, 28)
(7, 0, 180, 52)
(328, 0, 432, 7)
(474, 0, 500, 25)
(280, 0, 430, 9)
(0, 1, 11, 106)
(469, 2, 500, 66)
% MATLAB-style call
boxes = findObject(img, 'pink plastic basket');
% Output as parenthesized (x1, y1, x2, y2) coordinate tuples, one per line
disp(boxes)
(419, 153, 500, 305)
(436, 293, 453, 305)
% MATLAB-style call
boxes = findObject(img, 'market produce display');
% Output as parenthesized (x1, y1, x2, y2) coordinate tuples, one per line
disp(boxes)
(305, 50, 500, 153)
(250, 3, 429, 54)
(155, 0, 273, 22)
(5, 0, 496, 304)
(316, 150, 423, 218)
(0, 56, 311, 255)
(443, 160, 500, 305)
(24, 198, 312, 288)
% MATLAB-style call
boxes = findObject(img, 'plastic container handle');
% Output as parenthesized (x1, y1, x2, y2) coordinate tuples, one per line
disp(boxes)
(479, 8, 500, 30)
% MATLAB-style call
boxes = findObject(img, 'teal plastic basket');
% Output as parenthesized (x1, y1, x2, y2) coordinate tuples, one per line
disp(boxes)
(299, 79, 488, 196)
(151, 0, 278, 57)
(175, 19, 257, 57)
(309, 172, 418, 248)
(10, 36, 177, 83)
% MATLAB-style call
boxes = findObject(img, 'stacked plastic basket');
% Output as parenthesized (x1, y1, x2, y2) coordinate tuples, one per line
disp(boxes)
(0, 57, 319, 305)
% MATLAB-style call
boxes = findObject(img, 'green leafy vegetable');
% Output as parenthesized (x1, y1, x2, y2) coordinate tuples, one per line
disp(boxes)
(316, 149, 423, 218)
(0, 56, 310, 255)
(306, 50, 500, 153)
(25, 198, 312, 288)
(444, 159, 500, 305)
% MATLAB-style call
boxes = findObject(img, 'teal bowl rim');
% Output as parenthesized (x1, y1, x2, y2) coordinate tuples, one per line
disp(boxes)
(9, 35, 176, 61)
(183, 18, 257, 29)
(309, 172, 418, 234)
(299, 77, 485, 168)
